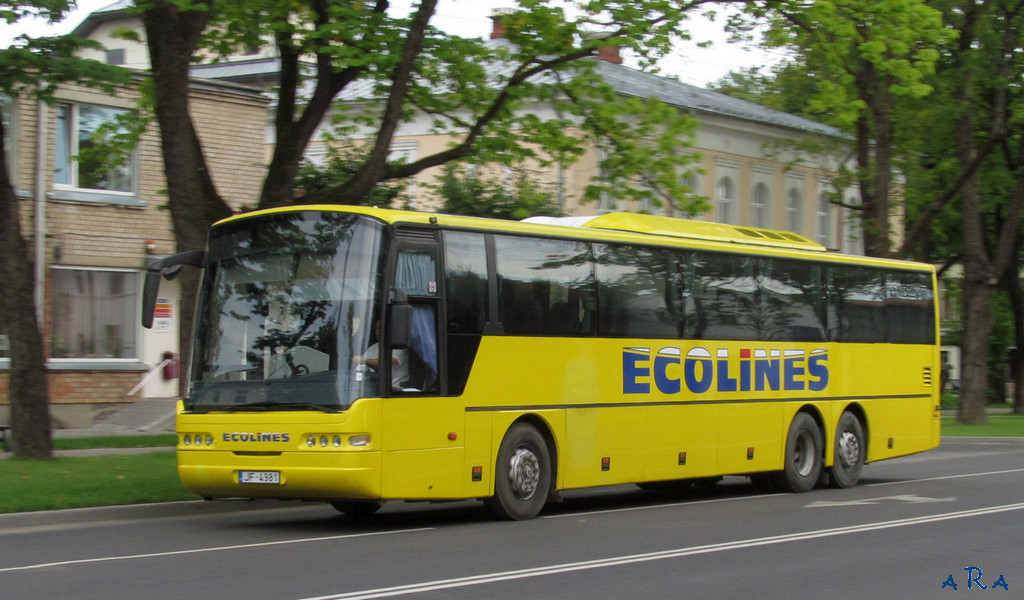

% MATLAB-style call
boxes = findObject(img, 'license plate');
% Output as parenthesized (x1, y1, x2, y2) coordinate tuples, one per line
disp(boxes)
(238, 471, 280, 484)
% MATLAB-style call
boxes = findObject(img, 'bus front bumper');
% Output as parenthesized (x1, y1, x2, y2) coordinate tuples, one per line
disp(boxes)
(177, 450, 382, 501)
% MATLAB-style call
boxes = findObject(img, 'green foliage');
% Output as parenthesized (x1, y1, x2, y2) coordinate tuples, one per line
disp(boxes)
(189, 0, 707, 209)
(753, 0, 953, 130)
(294, 148, 407, 207)
(710, 62, 819, 118)
(0, 31, 131, 101)
(432, 162, 563, 221)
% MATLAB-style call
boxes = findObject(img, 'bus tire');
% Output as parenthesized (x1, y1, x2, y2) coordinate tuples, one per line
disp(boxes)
(772, 412, 823, 493)
(830, 411, 865, 488)
(486, 423, 551, 520)
(330, 500, 383, 517)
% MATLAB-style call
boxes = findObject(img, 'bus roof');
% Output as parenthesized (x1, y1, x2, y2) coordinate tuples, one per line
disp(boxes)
(215, 205, 932, 272)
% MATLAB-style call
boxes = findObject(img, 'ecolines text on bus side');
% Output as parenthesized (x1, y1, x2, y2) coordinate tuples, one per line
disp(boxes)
(623, 347, 830, 396)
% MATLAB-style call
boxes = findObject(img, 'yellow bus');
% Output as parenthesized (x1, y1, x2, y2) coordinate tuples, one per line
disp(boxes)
(143, 206, 941, 520)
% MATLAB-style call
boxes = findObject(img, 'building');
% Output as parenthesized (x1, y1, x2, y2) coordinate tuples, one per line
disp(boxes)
(0, 71, 268, 427)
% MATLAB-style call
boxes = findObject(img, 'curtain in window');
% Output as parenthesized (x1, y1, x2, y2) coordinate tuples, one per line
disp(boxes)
(50, 269, 138, 358)
(396, 251, 436, 296)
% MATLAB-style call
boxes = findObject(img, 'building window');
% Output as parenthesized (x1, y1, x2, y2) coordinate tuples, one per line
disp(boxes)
(54, 103, 134, 194)
(716, 176, 735, 224)
(752, 183, 771, 228)
(105, 48, 126, 66)
(389, 140, 418, 208)
(817, 192, 833, 247)
(50, 267, 139, 360)
(786, 188, 803, 233)
(0, 94, 15, 179)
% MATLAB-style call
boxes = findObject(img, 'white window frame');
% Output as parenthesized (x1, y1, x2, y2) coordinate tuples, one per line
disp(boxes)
(716, 176, 735, 224)
(817, 192, 833, 248)
(53, 102, 140, 206)
(752, 182, 772, 228)
(48, 265, 142, 364)
(786, 188, 803, 233)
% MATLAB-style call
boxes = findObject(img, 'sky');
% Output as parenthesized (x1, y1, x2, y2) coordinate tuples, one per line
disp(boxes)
(0, 0, 782, 88)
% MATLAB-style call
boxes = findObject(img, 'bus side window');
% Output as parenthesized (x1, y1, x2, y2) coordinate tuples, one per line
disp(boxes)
(827, 265, 886, 343)
(595, 243, 679, 338)
(692, 252, 758, 341)
(443, 231, 488, 395)
(885, 271, 934, 344)
(759, 258, 826, 342)
(396, 249, 440, 393)
(494, 235, 594, 336)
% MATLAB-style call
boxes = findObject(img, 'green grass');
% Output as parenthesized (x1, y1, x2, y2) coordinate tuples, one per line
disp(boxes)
(941, 414, 1024, 437)
(0, 452, 198, 514)
(53, 434, 177, 451)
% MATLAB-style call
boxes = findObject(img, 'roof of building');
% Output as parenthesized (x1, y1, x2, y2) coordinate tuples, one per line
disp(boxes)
(71, 0, 133, 37)
(591, 60, 839, 137)
(71, 5, 839, 139)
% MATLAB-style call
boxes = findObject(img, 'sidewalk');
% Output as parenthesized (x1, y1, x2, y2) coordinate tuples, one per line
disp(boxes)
(2, 397, 178, 459)
(53, 397, 178, 439)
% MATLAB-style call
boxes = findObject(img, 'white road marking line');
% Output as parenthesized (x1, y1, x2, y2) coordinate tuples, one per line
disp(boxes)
(297, 502, 1024, 600)
(866, 467, 1024, 487)
(0, 528, 433, 573)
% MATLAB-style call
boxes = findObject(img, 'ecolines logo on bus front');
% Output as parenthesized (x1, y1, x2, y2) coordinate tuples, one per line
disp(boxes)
(222, 432, 291, 443)
(622, 347, 830, 395)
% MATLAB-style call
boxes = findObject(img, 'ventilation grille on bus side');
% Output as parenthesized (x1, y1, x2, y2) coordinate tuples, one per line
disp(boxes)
(396, 228, 437, 243)
(734, 227, 807, 243)
(923, 367, 933, 387)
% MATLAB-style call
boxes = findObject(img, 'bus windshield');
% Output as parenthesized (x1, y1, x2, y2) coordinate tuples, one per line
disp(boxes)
(187, 211, 386, 412)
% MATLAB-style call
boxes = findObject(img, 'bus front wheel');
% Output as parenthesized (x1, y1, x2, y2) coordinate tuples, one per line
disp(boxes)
(772, 412, 823, 493)
(830, 411, 865, 488)
(486, 423, 552, 520)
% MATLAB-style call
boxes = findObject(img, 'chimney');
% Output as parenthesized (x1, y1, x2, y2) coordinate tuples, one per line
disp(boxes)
(581, 32, 624, 65)
(595, 45, 623, 65)
(489, 8, 515, 39)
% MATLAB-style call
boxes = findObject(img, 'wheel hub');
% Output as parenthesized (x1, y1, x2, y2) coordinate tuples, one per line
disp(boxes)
(838, 431, 860, 467)
(793, 430, 815, 477)
(508, 446, 540, 500)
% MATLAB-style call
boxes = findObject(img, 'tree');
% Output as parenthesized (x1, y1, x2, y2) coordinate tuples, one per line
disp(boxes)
(135, 0, 724, 376)
(746, 0, 952, 257)
(709, 62, 818, 118)
(942, 0, 1024, 421)
(0, 3, 131, 458)
(433, 162, 563, 221)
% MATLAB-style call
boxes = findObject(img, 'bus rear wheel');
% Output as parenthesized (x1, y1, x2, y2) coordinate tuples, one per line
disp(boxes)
(830, 411, 865, 488)
(486, 423, 551, 520)
(772, 412, 823, 493)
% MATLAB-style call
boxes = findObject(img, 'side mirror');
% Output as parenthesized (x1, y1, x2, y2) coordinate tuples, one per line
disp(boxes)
(142, 250, 205, 329)
(388, 289, 412, 349)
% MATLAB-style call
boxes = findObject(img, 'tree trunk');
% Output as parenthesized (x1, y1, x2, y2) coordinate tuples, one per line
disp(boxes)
(1007, 258, 1024, 414)
(142, 0, 230, 393)
(0, 124, 52, 459)
(958, 259, 993, 424)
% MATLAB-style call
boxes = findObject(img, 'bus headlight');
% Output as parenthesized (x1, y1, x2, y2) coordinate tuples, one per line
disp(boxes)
(349, 435, 371, 447)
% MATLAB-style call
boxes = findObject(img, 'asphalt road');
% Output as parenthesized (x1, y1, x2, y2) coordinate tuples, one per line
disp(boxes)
(2, 437, 1022, 600)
